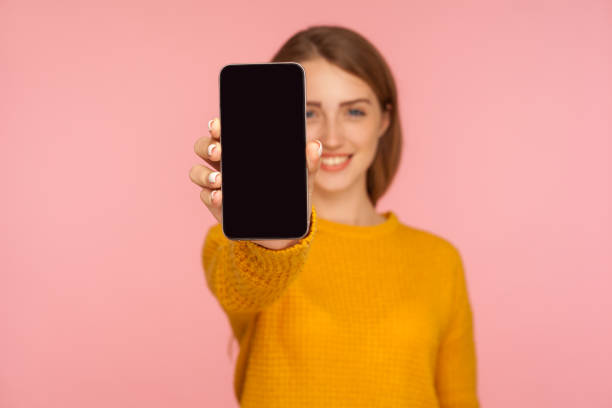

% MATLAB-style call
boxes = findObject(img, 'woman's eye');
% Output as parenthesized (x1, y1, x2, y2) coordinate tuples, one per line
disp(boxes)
(306, 110, 315, 118)
(348, 109, 365, 117)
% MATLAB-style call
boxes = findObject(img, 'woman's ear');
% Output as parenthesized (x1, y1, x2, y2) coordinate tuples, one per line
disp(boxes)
(378, 103, 392, 138)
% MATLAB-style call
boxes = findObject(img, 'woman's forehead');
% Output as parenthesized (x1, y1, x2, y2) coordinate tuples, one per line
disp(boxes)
(303, 60, 367, 87)
(302, 62, 374, 107)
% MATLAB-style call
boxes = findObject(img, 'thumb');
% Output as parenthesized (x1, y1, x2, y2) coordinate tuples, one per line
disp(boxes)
(307, 139, 322, 173)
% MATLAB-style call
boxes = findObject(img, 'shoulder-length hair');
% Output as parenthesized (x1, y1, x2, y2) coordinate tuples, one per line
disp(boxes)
(270, 25, 402, 206)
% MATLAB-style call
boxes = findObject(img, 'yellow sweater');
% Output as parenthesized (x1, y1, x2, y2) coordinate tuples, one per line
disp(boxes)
(201, 205, 479, 407)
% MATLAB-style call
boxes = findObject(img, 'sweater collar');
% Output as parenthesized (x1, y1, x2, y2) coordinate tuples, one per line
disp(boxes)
(316, 210, 400, 238)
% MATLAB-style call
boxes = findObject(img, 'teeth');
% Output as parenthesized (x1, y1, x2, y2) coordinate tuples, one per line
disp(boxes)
(321, 156, 350, 165)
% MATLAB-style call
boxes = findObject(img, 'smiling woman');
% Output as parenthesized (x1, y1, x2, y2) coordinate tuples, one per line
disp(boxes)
(200, 24, 480, 408)
(298, 56, 399, 214)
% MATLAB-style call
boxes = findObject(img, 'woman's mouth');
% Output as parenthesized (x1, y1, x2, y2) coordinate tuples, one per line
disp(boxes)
(320, 154, 353, 171)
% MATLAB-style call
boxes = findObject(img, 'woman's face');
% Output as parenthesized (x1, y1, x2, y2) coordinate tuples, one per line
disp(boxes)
(300, 58, 390, 195)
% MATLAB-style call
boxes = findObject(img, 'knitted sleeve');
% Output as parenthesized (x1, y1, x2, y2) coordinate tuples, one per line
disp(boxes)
(435, 251, 480, 408)
(201, 205, 317, 317)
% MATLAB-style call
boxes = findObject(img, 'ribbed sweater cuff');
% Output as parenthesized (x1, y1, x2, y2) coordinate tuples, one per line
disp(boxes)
(230, 205, 317, 292)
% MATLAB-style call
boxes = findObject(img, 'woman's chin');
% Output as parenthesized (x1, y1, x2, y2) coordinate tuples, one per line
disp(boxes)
(314, 178, 356, 194)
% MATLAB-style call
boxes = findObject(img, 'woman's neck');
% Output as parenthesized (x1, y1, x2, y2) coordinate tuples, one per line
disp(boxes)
(312, 177, 384, 226)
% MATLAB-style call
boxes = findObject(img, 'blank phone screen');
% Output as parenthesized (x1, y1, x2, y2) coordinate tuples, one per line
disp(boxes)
(219, 63, 309, 240)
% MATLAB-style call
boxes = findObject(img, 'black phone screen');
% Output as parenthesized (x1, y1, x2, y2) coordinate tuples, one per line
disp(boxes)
(219, 63, 309, 240)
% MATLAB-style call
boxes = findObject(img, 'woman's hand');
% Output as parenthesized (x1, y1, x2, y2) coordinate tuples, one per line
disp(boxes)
(190, 117, 322, 250)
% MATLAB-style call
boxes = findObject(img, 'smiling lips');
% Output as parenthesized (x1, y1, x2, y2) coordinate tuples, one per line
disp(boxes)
(320, 154, 353, 171)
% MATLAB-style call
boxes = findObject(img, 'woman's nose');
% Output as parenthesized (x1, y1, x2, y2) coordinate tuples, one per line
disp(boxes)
(318, 124, 344, 148)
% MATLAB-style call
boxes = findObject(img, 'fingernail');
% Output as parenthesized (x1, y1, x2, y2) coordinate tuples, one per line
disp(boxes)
(207, 143, 217, 156)
(208, 171, 220, 184)
(210, 190, 217, 202)
(315, 140, 322, 157)
(208, 119, 215, 131)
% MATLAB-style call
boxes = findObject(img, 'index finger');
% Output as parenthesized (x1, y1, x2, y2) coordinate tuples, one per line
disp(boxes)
(208, 117, 221, 141)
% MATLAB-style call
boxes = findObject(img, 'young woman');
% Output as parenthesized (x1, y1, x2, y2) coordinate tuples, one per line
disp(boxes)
(190, 25, 479, 407)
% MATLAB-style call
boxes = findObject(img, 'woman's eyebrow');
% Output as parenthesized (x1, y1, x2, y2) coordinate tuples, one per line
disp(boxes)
(306, 98, 371, 107)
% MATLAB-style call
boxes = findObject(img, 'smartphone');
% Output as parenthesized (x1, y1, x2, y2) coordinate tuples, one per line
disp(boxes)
(218, 62, 309, 241)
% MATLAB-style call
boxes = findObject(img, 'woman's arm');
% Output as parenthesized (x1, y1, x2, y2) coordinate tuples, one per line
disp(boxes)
(201, 205, 317, 316)
(435, 252, 480, 408)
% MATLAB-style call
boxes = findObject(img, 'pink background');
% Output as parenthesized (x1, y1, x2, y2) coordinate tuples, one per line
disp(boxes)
(1, 0, 610, 407)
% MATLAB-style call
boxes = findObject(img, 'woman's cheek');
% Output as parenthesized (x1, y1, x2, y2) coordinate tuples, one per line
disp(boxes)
(352, 129, 378, 150)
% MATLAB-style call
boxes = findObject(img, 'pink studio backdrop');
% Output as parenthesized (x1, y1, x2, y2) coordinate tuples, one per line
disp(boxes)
(1, 1, 610, 407)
